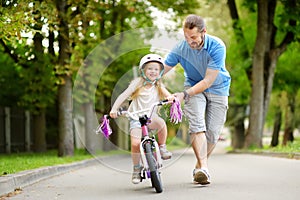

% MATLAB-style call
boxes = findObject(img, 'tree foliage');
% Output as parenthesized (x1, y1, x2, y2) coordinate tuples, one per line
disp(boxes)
(0, 0, 198, 155)
(227, 0, 300, 148)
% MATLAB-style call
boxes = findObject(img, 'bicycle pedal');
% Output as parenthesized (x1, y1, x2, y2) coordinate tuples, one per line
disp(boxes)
(140, 170, 146, 179)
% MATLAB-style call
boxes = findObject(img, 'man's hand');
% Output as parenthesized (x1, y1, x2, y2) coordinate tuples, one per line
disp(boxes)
(166, 95, 176, 103)
(174, 92, 185, 102)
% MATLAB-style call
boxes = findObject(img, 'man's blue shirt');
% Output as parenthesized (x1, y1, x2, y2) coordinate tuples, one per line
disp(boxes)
(165, 34, 231, 96)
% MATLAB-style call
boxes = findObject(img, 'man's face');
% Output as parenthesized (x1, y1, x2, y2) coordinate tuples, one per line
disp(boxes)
(184, 27, 205, 49)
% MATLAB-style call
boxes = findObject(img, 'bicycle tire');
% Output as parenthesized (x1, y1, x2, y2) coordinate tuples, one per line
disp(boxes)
(144, 142, 163, 193)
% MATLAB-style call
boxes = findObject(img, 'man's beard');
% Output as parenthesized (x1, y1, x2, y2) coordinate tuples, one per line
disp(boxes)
(189, 42, 202, 49)
(189, 42, 199, 49)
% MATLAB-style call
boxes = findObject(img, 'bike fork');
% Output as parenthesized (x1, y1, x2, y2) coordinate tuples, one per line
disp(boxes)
(140, 138, 149, 171)
(140, 138, 163, 176)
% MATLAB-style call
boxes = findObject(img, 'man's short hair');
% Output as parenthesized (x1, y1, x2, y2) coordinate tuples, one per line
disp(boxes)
(183, 14, 206, 32)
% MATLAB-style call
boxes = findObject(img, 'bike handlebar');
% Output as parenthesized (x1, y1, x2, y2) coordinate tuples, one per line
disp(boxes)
(97, 98, 179, 136)
(117, 99, 172, 121)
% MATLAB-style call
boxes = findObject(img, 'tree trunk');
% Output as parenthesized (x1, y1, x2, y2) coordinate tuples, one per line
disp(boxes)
(229, 104, 246, 149)
(244, 0, 269, 148)
(270, 108, 281, 147)
(282, 93, 295, 146)
(31, 8, 48, 153)
(58, 75, 74, 156)
(263, 51, 279, 122)
(232, 117, 245, 149)
(56, 0, 73, 156)
(33, 111, 47, 152)
(262, 0, 278, 125)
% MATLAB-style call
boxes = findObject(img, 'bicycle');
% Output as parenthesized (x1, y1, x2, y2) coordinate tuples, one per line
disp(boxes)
(96, 99, 182, 193)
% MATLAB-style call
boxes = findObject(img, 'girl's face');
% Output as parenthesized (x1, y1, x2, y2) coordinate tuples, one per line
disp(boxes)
(144, 62, 162, 82)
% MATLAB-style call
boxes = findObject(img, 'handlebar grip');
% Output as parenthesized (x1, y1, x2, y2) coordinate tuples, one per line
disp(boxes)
(160, 99, 175, 104)
(158, 99, 171, 106)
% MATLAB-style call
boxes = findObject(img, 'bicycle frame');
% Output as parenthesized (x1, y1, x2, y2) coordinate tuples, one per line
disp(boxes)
(118, 100, 170, 192)
(96, 98, 181, 193)
(139, 115, 163, 174)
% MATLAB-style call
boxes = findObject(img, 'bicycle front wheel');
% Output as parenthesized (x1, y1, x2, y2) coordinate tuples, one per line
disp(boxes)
(144, 142, 163, 193)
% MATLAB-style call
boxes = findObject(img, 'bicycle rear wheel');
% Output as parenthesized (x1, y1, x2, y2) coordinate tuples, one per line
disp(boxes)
(144, 142, 163, 193)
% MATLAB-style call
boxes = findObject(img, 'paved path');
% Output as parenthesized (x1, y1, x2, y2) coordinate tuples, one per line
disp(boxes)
(5, 142, 300, 200)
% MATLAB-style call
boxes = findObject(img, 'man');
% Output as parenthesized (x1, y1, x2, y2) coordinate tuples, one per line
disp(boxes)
(164, 14, 231, 185)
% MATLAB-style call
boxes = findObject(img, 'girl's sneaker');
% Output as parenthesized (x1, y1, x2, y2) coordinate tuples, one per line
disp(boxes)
(132, 165, 142, 184)
(193, 168, 211, 185)
(159, 145, 172, 160)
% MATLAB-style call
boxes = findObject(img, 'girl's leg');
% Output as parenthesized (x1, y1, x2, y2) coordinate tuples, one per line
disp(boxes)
(131, 128, 143, 184)
(148, 116, 172, 159)
(148, 116, 167, 146)
(130, 128, 142, 166)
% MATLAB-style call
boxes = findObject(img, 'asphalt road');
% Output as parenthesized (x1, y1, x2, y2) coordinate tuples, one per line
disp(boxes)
(6, 142, 300, 200)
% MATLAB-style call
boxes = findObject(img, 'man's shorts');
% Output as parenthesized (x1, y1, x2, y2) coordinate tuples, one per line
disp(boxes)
(184, 91, 228, 144)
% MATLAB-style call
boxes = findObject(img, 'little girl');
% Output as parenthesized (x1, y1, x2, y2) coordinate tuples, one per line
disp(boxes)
(109, 54, 173, 184)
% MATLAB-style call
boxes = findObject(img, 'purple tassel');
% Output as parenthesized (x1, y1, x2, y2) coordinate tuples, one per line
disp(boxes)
(96, 115, 112, 138)
(170, 98, 182, 124)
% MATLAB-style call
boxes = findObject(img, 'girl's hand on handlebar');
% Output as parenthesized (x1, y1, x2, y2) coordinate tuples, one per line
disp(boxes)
(109, 111, 118, 118)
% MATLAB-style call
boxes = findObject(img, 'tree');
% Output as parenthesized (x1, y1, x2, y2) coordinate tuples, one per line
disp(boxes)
(273, 42, 300, 146)
(227, 0, 300, 148)
(0, 0, 56, 152)
(1, 0, 199, 155)
(55, 0, 74, 156)
(245, 0, 299, 148)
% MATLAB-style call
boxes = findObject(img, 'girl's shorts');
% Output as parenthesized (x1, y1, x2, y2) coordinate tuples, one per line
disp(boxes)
(129, 119, 141, 130)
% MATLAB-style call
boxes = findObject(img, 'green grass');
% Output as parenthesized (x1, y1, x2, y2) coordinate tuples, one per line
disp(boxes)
(262, 138, 300, 153)
(227, 137, 300, 154)
(0, 149, 91, 175)
(0, 138, 188, 176)
(0, 149, 127, 175)
(261, 138, 300, 153)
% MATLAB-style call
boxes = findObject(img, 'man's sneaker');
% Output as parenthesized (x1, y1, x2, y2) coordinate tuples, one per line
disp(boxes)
(160, 146, 172, 160)
(132, 165, 142, 184)
(193, 168, 211, 185)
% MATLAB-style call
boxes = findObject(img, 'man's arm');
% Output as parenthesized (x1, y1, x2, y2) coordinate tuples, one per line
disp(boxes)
(163, 64, 173, 75)
(176, 68, 219, 101)
(187, 68, 219, 95)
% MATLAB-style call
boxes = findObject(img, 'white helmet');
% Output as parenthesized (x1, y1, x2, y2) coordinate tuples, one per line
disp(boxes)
(138, 54, 165, 85)
(139, 54, 164, 70)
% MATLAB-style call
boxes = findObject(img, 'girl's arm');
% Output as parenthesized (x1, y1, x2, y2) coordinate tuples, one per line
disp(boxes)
(161, 84, 175, 102)
(110, 78, 139, 118)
